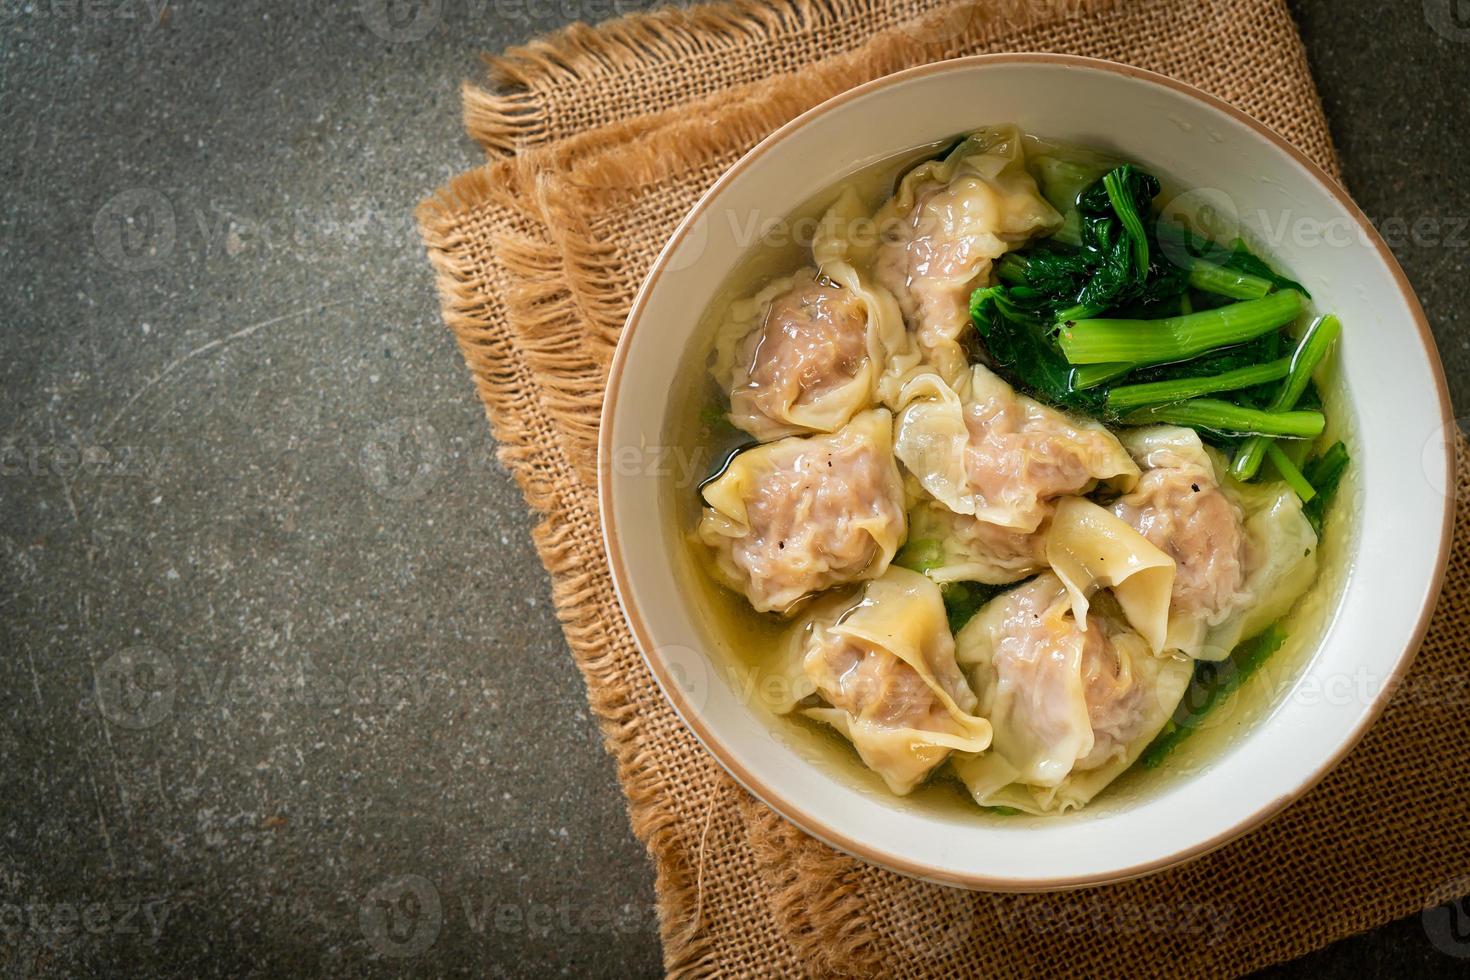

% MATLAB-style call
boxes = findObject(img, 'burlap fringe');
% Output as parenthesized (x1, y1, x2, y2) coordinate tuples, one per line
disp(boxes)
(464, 0, 837, 153)
(464, 0, 1108, 154)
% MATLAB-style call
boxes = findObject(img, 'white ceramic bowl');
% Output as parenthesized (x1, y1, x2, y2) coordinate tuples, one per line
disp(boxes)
(600, 55, 1453, 890)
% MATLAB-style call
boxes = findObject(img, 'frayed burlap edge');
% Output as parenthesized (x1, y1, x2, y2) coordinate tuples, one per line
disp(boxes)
(463, 0, 1102, 154)
(464, 0, 874, 153)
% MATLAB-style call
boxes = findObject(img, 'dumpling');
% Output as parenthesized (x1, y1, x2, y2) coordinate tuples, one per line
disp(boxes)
(776, 567, 992, 794)
(894, 364, 1139, 532)
(1110, 426, 1318, 659)
(900, 490, 1046, 585)
(950, 574, 1192, 814)
(711, 187, 925, 443)
(710, 269, 876, 441)
(697, 409, 906, 614)
(1110, 427, 1248, 636)
(871, 126, 1062, 382)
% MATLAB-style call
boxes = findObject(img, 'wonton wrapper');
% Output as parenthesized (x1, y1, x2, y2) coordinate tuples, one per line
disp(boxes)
(774, 567, 992, 795)
(1045, 497, 1176, 654)
(697, 409, 906, 614)
(894, 365, 1139, 532)
(903, 491, 1047, 585)
(870, 126, 1062, 383)
(1207, 477, 1320, 658)
(951, 574, 1192, 814)
(812, 188, 924, 406)
(1112, 426, 1318, 660)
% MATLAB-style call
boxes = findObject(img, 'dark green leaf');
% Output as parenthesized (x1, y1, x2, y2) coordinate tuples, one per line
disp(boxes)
(1301, 441, 1350, 533)
(941, 581, 1007, 634)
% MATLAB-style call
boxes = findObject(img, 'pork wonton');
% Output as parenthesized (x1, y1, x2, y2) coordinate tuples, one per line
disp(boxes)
(777, 567, 992, 794)
(894, 365, 1138, 532)
(697, 409, 906, 614)
(872, 126, 1061, 382)
(1112, 426, 1318, 659)
(900, 490, 1046, 585)
(711, 269, 877, 441)
(951, 574, 1192, 814)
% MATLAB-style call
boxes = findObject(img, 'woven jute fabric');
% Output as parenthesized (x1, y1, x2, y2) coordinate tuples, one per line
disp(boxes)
(419, 1, 1470, 975)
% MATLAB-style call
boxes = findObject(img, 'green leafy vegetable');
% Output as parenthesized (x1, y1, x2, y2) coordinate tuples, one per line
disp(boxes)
(1231, 314, 1342, 481)
(1301, 441, 1351, 533)
(1058, 290, 1304, 366)
(1265, 442, 1317, 503)
(969, 165, 1199, 409)
(895, 538, 945, 574)
(970, 161, 1331, 449)
(1058, 167, 1191, 321)
(969, 287, 1103, 413)
(941, 581, 1006, 634)
(1123, 330, 1285, 388)
(1187, 260, 1272, 300)
(1070, 362, 1136, 391)
(1098, 166, 1154, 279)
(1220, 239, 1309, 295)
(1120, 399, 1325, 439)
(1105, 358, 1290, 413)
(1155, 222, 1309, 296)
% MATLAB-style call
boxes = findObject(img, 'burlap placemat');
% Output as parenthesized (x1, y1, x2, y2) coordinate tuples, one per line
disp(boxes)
(419, 1, 1470, 975)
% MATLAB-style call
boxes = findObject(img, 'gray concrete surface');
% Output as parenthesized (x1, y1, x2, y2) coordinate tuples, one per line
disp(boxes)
(0, 1, 1466, 976)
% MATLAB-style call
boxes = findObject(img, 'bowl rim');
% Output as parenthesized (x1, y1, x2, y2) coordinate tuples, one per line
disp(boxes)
(597, 52, 1455, 890)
